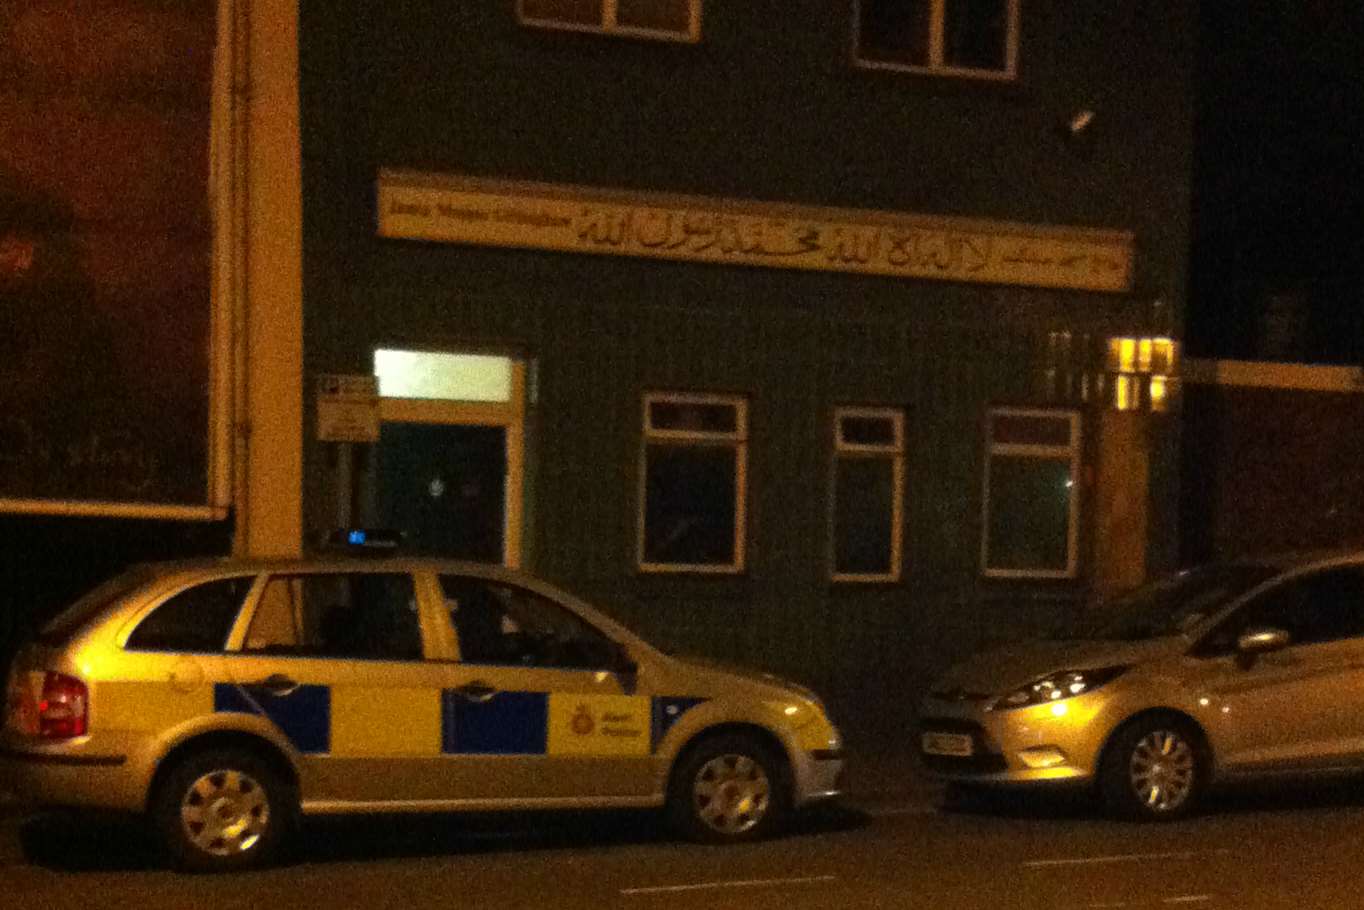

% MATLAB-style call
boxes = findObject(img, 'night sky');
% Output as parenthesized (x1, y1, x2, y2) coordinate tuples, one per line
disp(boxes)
(1189, 0, 1364, 364)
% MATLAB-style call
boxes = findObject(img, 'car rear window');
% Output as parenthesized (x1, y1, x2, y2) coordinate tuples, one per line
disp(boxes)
(126, 576, 257, 653)
(37, 567, 156, 647)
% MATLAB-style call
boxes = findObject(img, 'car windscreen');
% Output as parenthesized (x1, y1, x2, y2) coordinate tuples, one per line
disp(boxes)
(1053, 564, 1279, 642)
(36, 567, 156, 647)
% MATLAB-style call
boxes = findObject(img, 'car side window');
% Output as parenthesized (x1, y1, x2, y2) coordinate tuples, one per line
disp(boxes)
(1197, 568, 1364, 655)
(438, 575, 619, 669)
(242, 573, 423, 661)
(126, 576, 256, 653)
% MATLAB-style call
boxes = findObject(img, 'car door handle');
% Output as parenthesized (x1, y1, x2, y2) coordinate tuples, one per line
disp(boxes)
(253, 674, 300, 696)
(453, 682, 498, 703)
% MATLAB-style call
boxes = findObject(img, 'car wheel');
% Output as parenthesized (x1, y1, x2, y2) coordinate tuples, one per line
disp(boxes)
(1100, 716, 1204, 821)
(152, 748, 295, 872)
(667, 733, 789, 844)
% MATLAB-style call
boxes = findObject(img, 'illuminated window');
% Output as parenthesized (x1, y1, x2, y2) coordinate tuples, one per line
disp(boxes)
(1105, 336, 1178, 412)
(854, 0, 1019, 79)
(638, 393, 747, 573)
(518, 0, 701, 42)
(981, 408, 1081, 579)
(831, 408, 905, 582)
(374, 349, 512, 402)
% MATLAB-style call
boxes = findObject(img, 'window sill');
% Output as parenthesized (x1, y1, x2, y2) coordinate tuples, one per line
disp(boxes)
(847, 59, 1031, 101)
(853, 57, 1016, 82)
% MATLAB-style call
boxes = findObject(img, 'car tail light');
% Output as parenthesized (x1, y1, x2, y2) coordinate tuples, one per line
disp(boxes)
(36, 672, 88, 739)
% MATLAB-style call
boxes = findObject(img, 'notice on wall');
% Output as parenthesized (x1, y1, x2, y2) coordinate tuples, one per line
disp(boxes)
(316, 374, 379, 443)
(378, 170, 1134, 294)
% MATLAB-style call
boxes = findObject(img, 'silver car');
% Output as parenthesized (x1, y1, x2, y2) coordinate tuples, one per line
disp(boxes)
(2, 557, 842, 870)
(920, 551, 1364, 819)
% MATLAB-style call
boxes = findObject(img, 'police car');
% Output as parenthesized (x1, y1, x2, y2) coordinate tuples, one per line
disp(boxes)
(0, 548, 843, 871)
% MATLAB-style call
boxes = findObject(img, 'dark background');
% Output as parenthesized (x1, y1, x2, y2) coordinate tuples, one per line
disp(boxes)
(1190, 0, 1364, 364)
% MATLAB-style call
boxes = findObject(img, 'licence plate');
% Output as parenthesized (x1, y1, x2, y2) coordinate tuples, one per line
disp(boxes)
(921, 731, 974, 758)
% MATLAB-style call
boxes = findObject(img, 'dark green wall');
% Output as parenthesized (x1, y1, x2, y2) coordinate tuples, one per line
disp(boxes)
(296, 1, 1194, 741)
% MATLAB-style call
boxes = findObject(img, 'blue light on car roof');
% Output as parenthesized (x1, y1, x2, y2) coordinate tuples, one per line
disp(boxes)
(326, 528, 403, 552)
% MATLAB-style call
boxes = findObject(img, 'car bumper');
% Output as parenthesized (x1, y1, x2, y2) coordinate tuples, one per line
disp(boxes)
(917, 691, 1115, 787)
(792, 749, 845, 805)
(0, 744, 142, 812)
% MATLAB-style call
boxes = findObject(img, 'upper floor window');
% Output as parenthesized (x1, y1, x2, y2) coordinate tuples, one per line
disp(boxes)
(854, 0, 1019, 80)
(639, 393, 747, 573)
(981, 407, 1080, 579)
(831, 408, 905, 582)
(518, 0, 701, 43)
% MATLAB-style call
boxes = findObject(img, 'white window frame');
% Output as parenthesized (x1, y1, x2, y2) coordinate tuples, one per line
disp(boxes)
(830, 407, 905, 583)
(980, 406, 1081, 580)
(517, 0, 702, 44)
(637, 392, 747, 574)
(852, 0, 1020, 81)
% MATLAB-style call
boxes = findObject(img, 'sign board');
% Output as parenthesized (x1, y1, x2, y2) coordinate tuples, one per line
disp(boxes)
(316, 374, 379, 443)
(378, 170, 1135, 294)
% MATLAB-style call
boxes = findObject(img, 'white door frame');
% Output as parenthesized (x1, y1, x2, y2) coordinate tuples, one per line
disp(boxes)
(375, 361, 525, 568)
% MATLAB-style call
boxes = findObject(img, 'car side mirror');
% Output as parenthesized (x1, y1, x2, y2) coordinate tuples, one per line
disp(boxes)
(1237, 627, 1291, 656)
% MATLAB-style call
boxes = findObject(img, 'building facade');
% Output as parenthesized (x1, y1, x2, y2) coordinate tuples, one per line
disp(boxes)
(0, 2, 1196, 746)
(287, 0, 1195, 741)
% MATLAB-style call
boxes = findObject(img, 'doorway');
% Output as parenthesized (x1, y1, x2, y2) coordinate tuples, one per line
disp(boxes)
(377, 423, 506, 562)
(368, 350, 525, 566)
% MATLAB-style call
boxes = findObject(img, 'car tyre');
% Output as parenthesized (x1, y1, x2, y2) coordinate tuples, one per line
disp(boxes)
(1099, 716, 1204, 822)
(152, 748, 295, 872)
(667, 732, 789, 844)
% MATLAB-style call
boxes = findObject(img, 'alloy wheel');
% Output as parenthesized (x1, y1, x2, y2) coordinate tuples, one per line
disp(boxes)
(179, 769, 271, 857)
(1128, 729, 1196, 813)
(692, 752, 772, 836)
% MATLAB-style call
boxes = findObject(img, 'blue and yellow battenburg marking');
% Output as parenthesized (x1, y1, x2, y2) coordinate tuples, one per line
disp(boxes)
(210, 683, 706, 758)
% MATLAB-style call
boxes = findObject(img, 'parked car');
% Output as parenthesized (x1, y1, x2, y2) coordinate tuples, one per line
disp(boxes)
(919, 550, 1364, 819)
(1, 556, 842, 870)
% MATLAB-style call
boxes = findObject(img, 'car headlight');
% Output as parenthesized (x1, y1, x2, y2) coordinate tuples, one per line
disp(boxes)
(993, 666, 1128, 710)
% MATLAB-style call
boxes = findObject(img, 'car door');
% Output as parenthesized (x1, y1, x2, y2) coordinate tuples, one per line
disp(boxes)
(219, 569, 453, 806)
(432, 572, 655, 803)
(1189, 567, 1364, 770)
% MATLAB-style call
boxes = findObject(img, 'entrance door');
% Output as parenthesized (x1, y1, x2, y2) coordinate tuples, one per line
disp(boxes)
(378, 423, 506, 562)
(368, 351, 526, 566)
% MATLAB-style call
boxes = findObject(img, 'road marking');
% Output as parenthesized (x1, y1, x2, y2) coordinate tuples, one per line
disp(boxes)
(1163, 897, 1213, 905)
(1023, 849, 1230, 869)
(621, 874, 837, 896)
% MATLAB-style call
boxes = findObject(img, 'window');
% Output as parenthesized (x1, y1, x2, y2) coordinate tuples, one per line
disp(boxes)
(831, 408, 905, 581)
(639, 393, 747, 573)
(243, 573, 423, 661)
(374, 349, 513, 402)
(981, 407, 1081, 579)
(1196, 569, 1364, 656)
(439, 575, 620, 669)
(126, 577, 256, 653)
(854, 0, 1019, 79)
(517, 0, 701, 42)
